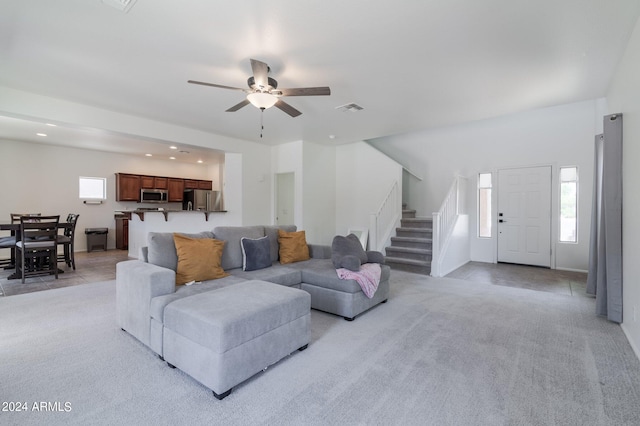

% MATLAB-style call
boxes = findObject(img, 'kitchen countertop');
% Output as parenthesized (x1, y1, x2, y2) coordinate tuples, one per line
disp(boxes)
(114, 209, 227, 221)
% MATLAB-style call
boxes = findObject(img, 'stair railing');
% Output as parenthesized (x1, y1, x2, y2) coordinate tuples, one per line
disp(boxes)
(431, 176, 466, 276)
(369, 181, 400, 251)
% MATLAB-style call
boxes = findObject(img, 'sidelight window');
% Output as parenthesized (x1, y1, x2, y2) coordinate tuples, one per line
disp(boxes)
(559, 167, 578, 243)
(478, 173, 492, 238)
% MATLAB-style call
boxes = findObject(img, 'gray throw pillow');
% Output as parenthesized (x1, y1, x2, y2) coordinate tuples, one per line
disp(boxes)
(264, 225, 297, 262)
(331, 233, 368, 271)
(213, 226, 265, 270)
(241, 236, 272, 271)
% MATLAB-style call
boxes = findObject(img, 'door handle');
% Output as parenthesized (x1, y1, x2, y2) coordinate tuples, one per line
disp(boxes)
(499, 219, 507, 223)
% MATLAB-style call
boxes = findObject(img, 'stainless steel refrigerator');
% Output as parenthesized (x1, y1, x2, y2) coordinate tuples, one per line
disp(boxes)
(182, 190, 223, 211)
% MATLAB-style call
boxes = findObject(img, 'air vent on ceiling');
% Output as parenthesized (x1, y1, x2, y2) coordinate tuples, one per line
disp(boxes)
(335, 103, 364, 112)
(101, 0, 137, 13)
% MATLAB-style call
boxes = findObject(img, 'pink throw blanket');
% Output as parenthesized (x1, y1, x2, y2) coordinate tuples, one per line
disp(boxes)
(336, 263, 381, 298)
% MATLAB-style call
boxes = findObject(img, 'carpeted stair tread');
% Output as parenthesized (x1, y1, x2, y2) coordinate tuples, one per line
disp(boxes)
(385, 246, 432, 255)
(386, 246, 432, 263)
(402, 209, 417, 218)
(385, 256, 431, 266)
(390, 206, 433, 274)
(391, 236, 432, 243)
(384, 256, 432, 274)
(396, 227, 432, 233)
(400, 217, 433, 226)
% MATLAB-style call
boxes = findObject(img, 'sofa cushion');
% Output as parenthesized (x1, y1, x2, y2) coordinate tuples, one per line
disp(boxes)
(278, 229, 310, 264)
(147, 231, 214, 271)
(264, 225, 297, 262)
(291, 258, 391, 294)
(331, 233, 368, 271)
(228, 264, 302, 287)
(163, 280, 310, 353)
(173, 234, 229, 285)
(150, 275, 245, 322)
(213, 226, 265, 271)
(241, 236, 271, 271)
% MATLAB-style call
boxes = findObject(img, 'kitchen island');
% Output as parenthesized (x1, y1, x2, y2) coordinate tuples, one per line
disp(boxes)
(119, 209, 238, 258)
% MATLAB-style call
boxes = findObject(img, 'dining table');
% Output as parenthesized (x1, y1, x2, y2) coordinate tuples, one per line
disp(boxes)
(0, 222, 73, 280)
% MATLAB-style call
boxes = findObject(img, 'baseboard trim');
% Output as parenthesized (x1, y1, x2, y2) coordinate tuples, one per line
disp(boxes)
(554, 267, 588, 273)
(621, 323, 640, 362)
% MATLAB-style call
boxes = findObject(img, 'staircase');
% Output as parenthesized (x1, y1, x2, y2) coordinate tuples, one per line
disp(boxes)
(384, 208, 432, 275)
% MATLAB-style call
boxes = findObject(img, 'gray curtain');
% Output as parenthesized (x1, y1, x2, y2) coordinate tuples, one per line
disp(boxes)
(586, 114, 623, 323)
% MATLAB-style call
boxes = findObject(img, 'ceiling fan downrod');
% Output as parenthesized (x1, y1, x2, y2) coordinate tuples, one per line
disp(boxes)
(260, 107, 265, 138)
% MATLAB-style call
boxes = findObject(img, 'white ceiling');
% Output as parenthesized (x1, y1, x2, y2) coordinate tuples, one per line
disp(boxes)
(1, 0, 639, 158)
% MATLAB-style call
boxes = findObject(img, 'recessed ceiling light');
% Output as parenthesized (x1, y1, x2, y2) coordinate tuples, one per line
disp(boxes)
(169, 157, 176, 160)
(197, 160, 203, 164)
(329, 135, 336, 139)
(46, 123, 57, 127)
(36, 133, 47, 137)
(145, 153, 152, 157)
(170, 146, 177, 150)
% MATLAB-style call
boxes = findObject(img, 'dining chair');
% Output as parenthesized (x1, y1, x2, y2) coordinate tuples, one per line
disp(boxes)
(57, 213, 79, 270)
(15, 215, 59, 283)
(0, 213, 41, 269)
(0, 236, 14, 268)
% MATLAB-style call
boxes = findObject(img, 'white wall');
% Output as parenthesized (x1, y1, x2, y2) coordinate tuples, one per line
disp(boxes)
(270, 140, 337, 245)
(302, 141, 336, 246)
(335, 141, 403, 248)
(370, 99, 602, 271)
(271, 141, 304, 228)
(0, 139, 229, 252)
(606, 16, 640, 358)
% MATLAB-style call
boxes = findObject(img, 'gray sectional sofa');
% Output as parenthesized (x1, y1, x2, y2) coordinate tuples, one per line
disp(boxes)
(116, 225, 390, 399)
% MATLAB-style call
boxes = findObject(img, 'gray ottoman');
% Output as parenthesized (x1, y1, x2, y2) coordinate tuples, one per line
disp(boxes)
(162, 280, 311, 399)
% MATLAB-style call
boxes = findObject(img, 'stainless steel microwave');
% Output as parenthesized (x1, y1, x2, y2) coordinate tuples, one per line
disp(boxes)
(140, 188, 168, 203)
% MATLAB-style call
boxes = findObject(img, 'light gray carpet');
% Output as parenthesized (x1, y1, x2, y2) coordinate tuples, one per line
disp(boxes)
(1, 271, 640, 426)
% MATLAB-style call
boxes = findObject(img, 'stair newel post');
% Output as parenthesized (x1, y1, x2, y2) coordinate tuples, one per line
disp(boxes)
(432, 211, 441, 277)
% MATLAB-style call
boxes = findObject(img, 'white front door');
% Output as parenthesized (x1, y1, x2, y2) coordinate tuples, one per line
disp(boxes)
(497, 166, 551, 267)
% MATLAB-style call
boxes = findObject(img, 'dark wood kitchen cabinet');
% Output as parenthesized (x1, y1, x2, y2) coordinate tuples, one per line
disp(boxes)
(167, 178, 184, 202)
(115, 173, 140, 201)
(140, 175, 154, 189)
(185, 179, 212, 190)
(198, 180, 213, 190)
(141, 175, 168, 189)
(115, 216, 129, 250)
(117, 173, 211, 202)
(154, 176, 168, 189)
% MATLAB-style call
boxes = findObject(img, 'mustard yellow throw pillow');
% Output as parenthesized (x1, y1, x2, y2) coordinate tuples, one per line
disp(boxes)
(173, 233, 229, 285)
(278, 229, 310, 264)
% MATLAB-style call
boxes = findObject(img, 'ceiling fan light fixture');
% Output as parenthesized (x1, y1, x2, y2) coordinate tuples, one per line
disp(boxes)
(247, 92, 278, 109)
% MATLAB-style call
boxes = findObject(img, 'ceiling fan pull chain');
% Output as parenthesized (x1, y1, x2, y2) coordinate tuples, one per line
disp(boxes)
(260, 107, 265, 138)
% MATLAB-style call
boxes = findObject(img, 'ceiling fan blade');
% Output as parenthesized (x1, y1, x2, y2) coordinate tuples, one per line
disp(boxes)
(188, 80, 248, 92)
(226, 99, 250, 112)
(274, 99, 302, 117)
(250, 59, 269, 89)
(277, 87, 331, 96)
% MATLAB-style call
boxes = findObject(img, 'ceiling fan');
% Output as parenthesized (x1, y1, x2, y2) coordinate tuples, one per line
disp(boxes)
(188, 59, 330, 117)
